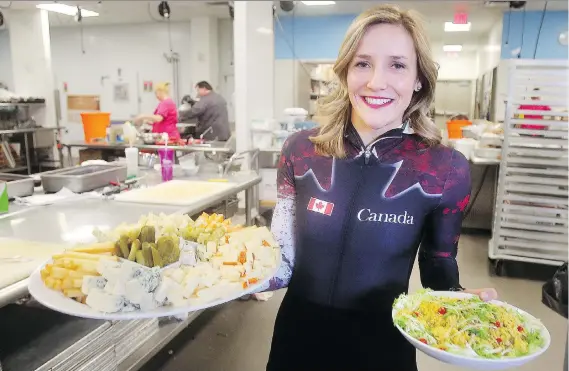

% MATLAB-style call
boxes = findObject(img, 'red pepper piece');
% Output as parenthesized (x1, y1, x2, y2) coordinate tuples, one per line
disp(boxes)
(438, 307, 447, 315)
(517, 326, 524, 332)
(496, 338, 503, 344)
(419, 338, 428, 344)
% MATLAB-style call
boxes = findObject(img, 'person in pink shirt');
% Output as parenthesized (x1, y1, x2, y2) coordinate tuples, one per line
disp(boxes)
(134, 82, 180, 140)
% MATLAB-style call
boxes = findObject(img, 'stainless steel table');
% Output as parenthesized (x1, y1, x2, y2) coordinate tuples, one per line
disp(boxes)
(62, 141, 232, 166)
(0, 170, 261, 308)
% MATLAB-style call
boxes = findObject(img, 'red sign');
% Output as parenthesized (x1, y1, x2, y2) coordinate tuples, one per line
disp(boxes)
(454, 12, 468, 24)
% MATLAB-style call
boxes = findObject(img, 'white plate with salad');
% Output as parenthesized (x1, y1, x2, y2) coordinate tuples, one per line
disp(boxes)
(392, 290, 550, 370)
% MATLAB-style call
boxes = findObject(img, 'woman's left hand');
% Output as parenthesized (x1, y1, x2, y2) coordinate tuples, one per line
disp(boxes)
(463, 288, 499, 302)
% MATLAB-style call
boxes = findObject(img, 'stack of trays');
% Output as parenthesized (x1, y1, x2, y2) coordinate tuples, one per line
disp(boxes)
(73, 346, 116, 371)
(48, 322, 115, 371)
(112, 319, 159, 365)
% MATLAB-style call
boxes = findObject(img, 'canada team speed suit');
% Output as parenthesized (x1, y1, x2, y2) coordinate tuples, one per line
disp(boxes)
(260, 124, 471, 371)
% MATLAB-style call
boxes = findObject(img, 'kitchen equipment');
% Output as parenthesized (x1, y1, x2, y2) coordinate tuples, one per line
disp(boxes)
(113, 180, 235, 206)
(32, 130, 55, 149)
(474, 145, 501, 160)
(40, 164, 127, 193)
(124, 147, 139, 178)
(0, 173, 34, 199)
(141, 132, 163, 144)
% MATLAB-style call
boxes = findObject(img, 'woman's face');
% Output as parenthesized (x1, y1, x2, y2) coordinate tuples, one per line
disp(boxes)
(347, 23, 420, 134)
(155, 90, 166, 101)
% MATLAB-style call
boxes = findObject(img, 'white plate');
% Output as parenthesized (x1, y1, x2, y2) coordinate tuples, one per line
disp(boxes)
(28, 254, 280, 320)
(392, 291, 551, 370)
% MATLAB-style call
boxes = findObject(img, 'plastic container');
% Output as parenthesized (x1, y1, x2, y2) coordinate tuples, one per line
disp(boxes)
(158, 148, 174, 182)
(453, 138, 477, 160)
(446, 119, 471, 139)
(80, 112, 111, 143)
(124, 147, 139, 179)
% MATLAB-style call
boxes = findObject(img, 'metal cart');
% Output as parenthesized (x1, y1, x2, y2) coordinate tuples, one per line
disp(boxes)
(489, 59, 568, 275)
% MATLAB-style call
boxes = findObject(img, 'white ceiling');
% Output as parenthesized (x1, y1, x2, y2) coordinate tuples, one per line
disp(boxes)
(1, 0, 566, 47)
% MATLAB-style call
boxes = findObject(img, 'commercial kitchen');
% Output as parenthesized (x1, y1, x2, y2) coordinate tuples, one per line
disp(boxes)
(0, 1, 568, 371)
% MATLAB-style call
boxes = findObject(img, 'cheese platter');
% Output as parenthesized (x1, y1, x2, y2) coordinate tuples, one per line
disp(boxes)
(28, 212, 281, 320)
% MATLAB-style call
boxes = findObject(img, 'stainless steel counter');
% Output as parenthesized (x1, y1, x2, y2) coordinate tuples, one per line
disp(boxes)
(62, 141, 232, 153)
(0, 170, 261, 308)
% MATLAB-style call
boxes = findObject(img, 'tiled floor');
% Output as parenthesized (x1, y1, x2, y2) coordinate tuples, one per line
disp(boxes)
(158, 234, 568, 371)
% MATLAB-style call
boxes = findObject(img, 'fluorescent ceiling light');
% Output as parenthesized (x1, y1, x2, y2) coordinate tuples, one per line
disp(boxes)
(256, 27, 273, 34)
(36, 3, 99, 17)
(301, 1, 336, 6)
(443, 44, 463, 52)
(444, 22, 471, 32)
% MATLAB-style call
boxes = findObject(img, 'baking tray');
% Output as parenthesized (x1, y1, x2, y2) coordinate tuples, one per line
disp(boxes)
(40, 164, 127, 193)
(0, 174, 34, 199)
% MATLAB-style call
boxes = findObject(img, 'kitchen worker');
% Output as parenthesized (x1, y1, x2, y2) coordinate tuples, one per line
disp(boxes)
(133, 82, 180, 141)
(258, 5, 498, 371)
(178, 81, 231, 141)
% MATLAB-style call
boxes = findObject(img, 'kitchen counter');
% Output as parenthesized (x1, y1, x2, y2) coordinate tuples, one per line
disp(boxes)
(0, 169, 261, 308)
(0, 169, 261, 371)
(62, 140, 232, 153)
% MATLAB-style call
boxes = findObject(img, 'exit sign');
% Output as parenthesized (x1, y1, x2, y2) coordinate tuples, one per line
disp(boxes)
(454, 12, 468, 24)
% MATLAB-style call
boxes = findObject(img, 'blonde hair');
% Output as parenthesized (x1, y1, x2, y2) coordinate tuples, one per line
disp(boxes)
(310, 5, 440, 158)
(155, 82, 171, 94)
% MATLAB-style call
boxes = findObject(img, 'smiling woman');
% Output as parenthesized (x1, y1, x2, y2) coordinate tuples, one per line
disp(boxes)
(310, 5, 439, 156)
(259, 4, 497, 371)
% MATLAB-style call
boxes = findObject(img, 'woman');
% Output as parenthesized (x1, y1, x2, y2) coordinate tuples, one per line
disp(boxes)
(260, 5, 498, 371)
(134, 82, 180, 140)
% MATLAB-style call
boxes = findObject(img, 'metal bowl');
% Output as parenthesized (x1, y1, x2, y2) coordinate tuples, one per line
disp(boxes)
(141, 133, 162, 144)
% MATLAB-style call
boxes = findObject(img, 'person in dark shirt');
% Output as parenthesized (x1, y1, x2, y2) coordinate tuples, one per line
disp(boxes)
(178, 81, 231, 141)
(256, 5, 498, 371)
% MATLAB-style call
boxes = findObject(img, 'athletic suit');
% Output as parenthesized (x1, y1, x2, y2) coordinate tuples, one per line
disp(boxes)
(262, 124, 471, 371)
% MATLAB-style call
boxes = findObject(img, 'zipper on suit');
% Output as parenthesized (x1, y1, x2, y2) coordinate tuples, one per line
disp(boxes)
(327, 135, 399, 305)
(364, 136, 398, 165)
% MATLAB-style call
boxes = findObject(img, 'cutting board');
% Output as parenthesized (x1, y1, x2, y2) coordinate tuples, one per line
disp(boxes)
(113, 180, 236, 206)
(0, 238, 66, 290)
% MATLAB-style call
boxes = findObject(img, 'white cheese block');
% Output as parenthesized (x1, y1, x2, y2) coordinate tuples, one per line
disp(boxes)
(85, 288, 125, 313)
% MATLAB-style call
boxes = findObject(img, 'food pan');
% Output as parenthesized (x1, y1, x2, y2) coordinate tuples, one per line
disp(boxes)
(40, 164, 127, 193)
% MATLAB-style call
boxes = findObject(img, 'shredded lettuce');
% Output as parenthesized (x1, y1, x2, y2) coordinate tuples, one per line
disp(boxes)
(393, 289, 547, 359)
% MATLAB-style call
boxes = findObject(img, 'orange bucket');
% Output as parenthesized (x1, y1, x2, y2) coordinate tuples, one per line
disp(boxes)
(446, 119, 472, 139)
(80, 112, 111, 143)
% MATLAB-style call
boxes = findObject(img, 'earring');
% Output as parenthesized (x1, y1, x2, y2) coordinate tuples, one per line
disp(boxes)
(414, 83, 422, 92)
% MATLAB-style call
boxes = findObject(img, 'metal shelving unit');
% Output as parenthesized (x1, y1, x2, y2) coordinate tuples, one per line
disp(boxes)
(489, 60, 568, 271)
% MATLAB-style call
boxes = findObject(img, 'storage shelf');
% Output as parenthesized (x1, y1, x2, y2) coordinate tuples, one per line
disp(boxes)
(490, 60, 569, 267)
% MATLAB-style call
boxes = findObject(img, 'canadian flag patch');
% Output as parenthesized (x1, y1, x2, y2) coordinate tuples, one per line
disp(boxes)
(307, 197, 334, 216)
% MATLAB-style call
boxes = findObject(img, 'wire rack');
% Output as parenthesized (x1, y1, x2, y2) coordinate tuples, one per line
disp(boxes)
(489, 59, 568, 267)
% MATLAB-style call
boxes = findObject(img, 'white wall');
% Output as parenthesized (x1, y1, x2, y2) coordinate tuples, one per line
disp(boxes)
(49, 22, 193, 144)
(432, 48, 480, 81)
(0, 30, 14, 90)
(478, 20, 503, 77)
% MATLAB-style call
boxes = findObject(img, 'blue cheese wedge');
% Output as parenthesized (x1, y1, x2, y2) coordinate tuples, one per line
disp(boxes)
(81, 276, 107, 296)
